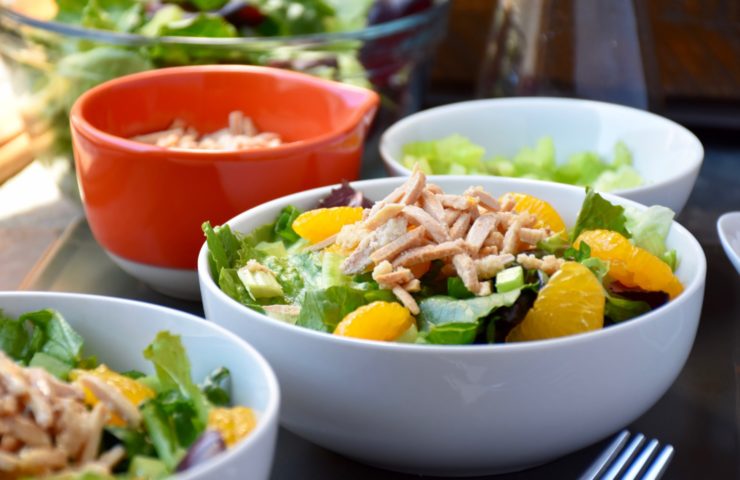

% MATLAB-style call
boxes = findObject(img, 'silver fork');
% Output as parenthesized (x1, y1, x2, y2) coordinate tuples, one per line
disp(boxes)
(579, 430, 675, 480)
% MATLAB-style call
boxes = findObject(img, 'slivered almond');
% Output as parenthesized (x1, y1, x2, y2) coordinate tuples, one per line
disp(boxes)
(392, 286, 420, 315)
(517, 254, 564, 275)
(475, 253, 515, 279)
(502, 217, 524, 254)
(76, 375, 141, 428)
(403, 279, 421, 292)
(465, 214, 498, 251)
(421, 190, 445, 222)
(484, 231, 504, 249)
(374, 268, 415, 288)
(438, 194, 477, 210)
(452, 253, 481, 294)
(426, 183, 443, 194)
(400, 165, 426, 205)
(443, 209, 460, 226)
(370, 227, 427, 264)
(402, 205, 449, 243)
(449, 213, 472, 239)
(392, 239, 465, 268)
(519, 228, 549, 245)
(465, 186, 501, 211)
(305, 234, 338, 252)
(364, 203, 404, 230)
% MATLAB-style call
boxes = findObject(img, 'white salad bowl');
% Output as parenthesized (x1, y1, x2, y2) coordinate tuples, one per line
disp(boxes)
(380, 97, 704, 215)
(717, 211, 740, 274)
(197, 177, 706, 476)
(0, 291, 280, 480)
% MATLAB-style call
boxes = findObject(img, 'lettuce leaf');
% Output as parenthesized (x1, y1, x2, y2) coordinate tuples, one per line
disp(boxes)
(417, 290, 521, 345)
(605, 293, 651, 323)
(399, 136, 641, 191)
(571, 188, 631, 242)
(143, 332, 210, 429)
(513, 136, 556, 180)
(252, 0, 336, 36)
(81, 0, 145, 32)
(402, 134, 486, 174)
(273, 206, 302, 244)
(296, 286, 368, 332)
(624, 205, 677, 270)
(0, 309, 86, 378)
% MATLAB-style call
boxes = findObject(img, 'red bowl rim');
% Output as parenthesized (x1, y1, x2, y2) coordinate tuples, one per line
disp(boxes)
(69, 65, 380, 162)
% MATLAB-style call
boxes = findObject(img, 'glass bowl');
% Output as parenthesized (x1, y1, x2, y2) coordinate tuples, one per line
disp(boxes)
(0, 1, 449, 166)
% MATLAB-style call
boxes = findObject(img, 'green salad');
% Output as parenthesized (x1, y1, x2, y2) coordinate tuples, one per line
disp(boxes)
(401, 135, 644, 192)
(0, 308, 255, 479)
(204, 172, 682, 345)
(3, 0, 436, 158)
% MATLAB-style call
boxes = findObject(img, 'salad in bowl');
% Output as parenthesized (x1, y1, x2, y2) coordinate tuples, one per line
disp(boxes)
(203, 165, 684, 345)
(197, 174, 704, 475)
(0, 292, 279, 480)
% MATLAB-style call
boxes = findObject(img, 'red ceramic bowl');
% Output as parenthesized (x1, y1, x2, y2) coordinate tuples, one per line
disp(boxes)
(70, 65, 378, 298)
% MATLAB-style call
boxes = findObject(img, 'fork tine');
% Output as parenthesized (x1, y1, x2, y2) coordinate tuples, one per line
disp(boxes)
(621, 438, 660, 480)
(578, 430, 630, 480)
(642, 444, 675, 480)
(601, 432, 645, 480)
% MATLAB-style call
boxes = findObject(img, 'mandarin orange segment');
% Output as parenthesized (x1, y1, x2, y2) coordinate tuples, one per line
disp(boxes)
(575, 229, 683, 299)
(292, 207, 363, 244)
(507, 262, 605, 342)
(501, 193, 566, 233)
(208, 406, 257, 447)
(333, 301, 415, 341)
(70, 364, 155, 426)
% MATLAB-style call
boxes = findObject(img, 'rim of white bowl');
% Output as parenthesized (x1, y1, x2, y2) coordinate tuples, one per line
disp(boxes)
(378, 97, 705, 196)
(197, 176, 707, 355)
(717, 211, 740, 262)
(0, 291, 280, 479)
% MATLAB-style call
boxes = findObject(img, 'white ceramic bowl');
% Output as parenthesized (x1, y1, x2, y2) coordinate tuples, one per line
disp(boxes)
(0, 291, 280, 480)
(197, 177, 706, 476)
(717, 212, 740, 274)
(380, 97, 704, 215)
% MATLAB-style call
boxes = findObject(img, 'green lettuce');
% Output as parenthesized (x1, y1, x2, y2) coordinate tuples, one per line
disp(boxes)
(417, 290, 521, 345)
(604, 293, 651, 323)
(571, 188, 631, 242)
(0, 309, 87, 379)
(143, 332, 210, 427)
(296, 286, 368, 332)
(513, 136, 556, 180)
(81, 0, 145, 32)
(400, 136, 643, 191)
(624, 205, 677, 270)
(403, 134, 486, 174)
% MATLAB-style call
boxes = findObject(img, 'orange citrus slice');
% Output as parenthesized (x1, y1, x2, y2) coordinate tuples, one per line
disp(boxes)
(507, 262, 605, 342)
(208, 406, 257, 447)
(575, 229, 683, 299)
(70, 364, 155, 426)
(292, 207, 363, 244)
(501, 192, 566, 233)
(334, 301, 414, 341)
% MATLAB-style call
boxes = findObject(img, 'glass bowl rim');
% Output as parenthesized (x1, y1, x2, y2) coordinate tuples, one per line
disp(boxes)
(0, 0, 450, 47)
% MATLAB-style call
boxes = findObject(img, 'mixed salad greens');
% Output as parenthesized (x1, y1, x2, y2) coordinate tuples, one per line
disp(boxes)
(0, 308, 255, 479)
(401, 135, 644, 192)
(204, 173, 682, 345)
(1, 0, 437, 158)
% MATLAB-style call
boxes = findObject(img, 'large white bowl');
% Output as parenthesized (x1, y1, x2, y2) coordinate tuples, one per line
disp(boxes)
(0, 291, 280, 480)
(197, 177, 706, 476)
(380, 98, 704, 214)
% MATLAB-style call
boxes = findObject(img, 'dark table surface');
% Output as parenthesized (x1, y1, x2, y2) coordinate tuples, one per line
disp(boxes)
(18, 122, 740, 479)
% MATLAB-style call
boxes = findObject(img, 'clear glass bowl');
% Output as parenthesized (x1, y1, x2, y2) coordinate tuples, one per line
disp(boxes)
(0, 2, 449, 163)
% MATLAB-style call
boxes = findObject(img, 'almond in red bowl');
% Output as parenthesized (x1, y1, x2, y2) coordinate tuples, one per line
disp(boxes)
(70, 65, 378, 299)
